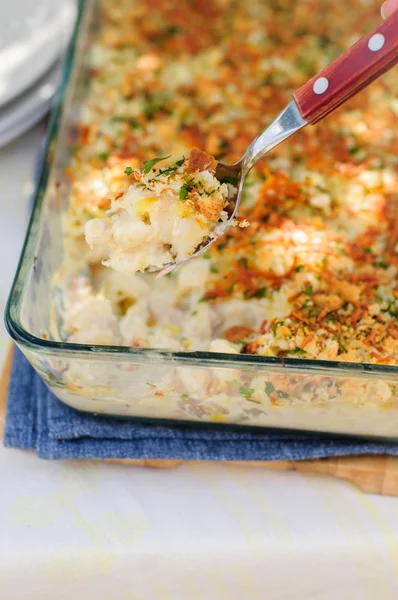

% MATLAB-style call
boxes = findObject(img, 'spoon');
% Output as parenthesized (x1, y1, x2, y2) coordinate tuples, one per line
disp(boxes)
(158, 12, 398, 276)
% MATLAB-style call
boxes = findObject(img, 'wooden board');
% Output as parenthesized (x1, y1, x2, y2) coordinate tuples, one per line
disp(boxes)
(2, 344, 398, 496)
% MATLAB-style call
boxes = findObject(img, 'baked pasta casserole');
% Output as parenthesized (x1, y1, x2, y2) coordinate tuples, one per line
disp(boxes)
(58, 0, 398, 372)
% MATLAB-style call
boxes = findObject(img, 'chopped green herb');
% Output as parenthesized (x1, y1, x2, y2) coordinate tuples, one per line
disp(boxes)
(250, 287, 267, 299)
(290, 347, 305, 355)
(294, 56, 314, 74)
(210, 265, 219, 274)
(264, 382, 275, 396)
(239, 386, 254, 400)
(262, 73, 278, 85)
(220, 175, 239, 185)
(143, 155, 171, 174)
(272, 321, 285, 335)
(295, 265, 305, 272)
(199, 294, 218, 302)
(110, 116, 139, 129)
(175, 158, 185, 167)
(348, 144, 361, 156)
(143, 100, 165, 119)
(318, 34, 331, 48)
(238, 257, 248, 269)
(159, 166, 178, 176)
(304, 285, 314, 295)
(98, 152, 109, 160)
(166, 25, 182, 36)
(179, 184, 192, 199)
(191, 310, 198, 316)
(124, 167, 133, 176)
(374, 260, 389, 269)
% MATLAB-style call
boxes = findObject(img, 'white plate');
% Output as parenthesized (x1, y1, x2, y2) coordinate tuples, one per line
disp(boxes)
(0, 63, 61, 148)
(0, 0, 76, 109)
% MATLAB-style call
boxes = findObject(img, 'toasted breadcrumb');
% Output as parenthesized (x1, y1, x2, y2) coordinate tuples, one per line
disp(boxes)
(60, 0, 398, 366)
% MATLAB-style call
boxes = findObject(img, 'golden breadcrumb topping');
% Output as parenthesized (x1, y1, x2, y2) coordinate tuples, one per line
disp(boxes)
(62, 0, 398, 365)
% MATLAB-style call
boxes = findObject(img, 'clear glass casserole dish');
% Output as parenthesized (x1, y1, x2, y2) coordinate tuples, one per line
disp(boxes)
(5, 0, 398, 439)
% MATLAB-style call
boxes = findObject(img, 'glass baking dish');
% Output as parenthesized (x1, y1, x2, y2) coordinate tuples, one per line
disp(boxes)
(5, 0, 398, 439)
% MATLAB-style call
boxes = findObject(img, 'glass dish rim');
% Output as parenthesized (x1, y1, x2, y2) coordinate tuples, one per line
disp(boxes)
(5, 0, 398, 379)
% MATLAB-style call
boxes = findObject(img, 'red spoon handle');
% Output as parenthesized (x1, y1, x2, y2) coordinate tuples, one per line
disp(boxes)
(293, 14, 398, 124)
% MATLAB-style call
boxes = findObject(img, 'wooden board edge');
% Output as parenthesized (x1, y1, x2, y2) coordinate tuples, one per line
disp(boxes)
(2, 343, 398, 495)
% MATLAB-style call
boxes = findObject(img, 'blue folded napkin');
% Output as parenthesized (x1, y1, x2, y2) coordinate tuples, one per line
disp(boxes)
(4, 347, 398, 460)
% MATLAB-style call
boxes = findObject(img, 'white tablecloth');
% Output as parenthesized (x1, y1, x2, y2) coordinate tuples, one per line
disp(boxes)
(1, 127, 398, 600)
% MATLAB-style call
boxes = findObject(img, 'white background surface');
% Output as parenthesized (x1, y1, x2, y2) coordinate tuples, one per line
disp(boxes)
(1, 125, 398, 599)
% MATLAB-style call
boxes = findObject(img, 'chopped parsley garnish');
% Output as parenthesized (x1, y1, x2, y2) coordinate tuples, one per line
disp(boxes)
(272, 321, 285, 335)
(295, 265, 304, 272)
(348, 144, 361, 156)
(210, 265, 219, 274)
(274, 390, 290, 399)
(239, 386, 254, 400)
(143, 100, 166, 120)
(143, 155, 171, 174)
(374, 260, 388, 269)
(220, 175, 239, 185)
(159, 166, 178, 176)
(166, 25, 182, 36)
(98, 152, 109, 160)
(304, 285, 314, 295)
(264, 382, 275, 396)
(124, 167, 133, 176)
(250, 287, 266, 299)
(199, 294, 218, 302)
(179, 184, 192, 199)
(290, 347, 305, 355)
(175, 158, 185, 167)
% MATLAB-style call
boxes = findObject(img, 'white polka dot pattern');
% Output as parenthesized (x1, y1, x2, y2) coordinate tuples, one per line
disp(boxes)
(293, 16, 395, 124)
(313, 77, 329, 95)
(368, 33, 385, 52)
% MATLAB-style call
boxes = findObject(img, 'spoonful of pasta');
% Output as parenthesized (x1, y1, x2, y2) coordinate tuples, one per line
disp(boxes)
(84, 12, 398, 276)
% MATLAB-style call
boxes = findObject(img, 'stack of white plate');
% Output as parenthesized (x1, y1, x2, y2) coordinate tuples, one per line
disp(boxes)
(0, 0, 77, 148)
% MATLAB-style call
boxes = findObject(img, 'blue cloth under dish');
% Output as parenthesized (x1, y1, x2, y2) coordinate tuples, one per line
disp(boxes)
(4, 347, 398, 460)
